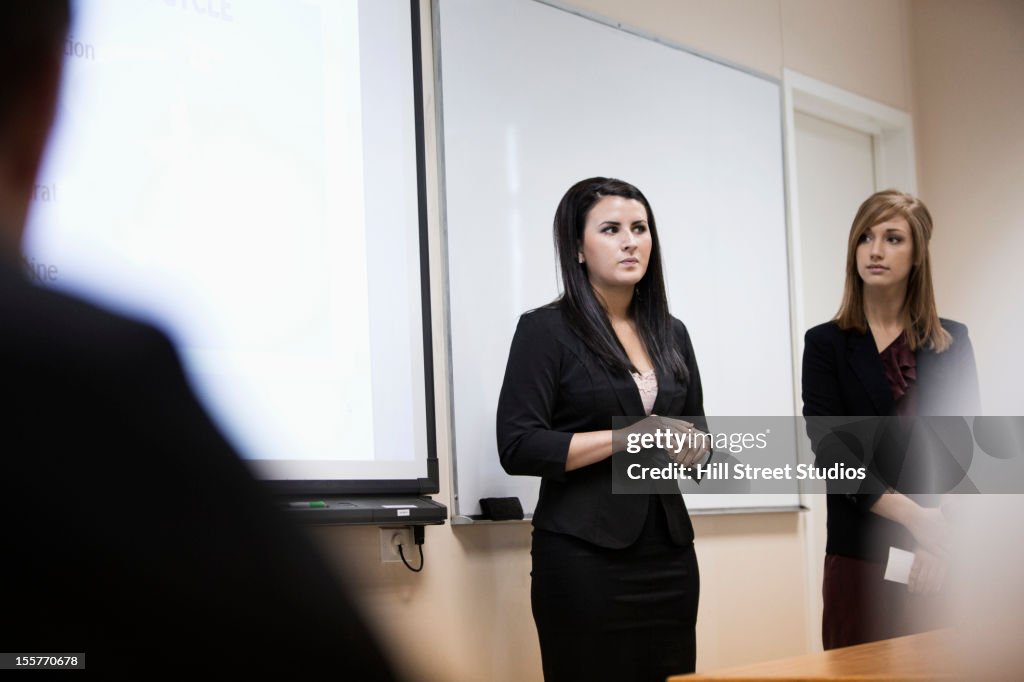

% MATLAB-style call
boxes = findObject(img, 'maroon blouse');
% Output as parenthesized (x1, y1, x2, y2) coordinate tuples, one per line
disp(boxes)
(879, 332, 917, 415)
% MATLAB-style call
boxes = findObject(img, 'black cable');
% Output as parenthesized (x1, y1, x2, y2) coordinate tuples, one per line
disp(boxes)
(398, 543, 424, 572)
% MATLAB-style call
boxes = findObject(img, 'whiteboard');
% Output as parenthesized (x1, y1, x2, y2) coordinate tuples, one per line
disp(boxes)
(437, 0, 799, 520)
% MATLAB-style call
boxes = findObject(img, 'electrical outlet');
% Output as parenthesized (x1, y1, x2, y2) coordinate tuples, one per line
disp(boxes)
(379, 528, 413, 563)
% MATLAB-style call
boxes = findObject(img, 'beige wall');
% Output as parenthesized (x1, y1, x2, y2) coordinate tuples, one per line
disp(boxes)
(307, 2, 1022, 680)
(780, 0, 915, 110)
(567, 0, 914, 109)
(910, 0, 1024, 415)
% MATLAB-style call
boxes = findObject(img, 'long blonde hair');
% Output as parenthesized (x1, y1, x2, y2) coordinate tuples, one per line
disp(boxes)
(835, 189, 951, 352)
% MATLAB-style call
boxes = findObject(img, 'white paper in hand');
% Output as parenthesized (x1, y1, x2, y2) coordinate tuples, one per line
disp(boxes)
(884, 546, 915, 584)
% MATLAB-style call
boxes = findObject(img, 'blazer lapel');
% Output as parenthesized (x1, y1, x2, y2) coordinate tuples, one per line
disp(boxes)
(602, 364, 647, 417)
(915, 345, 943, 395)
(651, 364, 679, 416)
(847, 330, 895, 415)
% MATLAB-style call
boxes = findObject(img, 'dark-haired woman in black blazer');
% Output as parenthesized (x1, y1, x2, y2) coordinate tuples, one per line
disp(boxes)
(802, 189, 980, 650)
(496, 177, 710, 682)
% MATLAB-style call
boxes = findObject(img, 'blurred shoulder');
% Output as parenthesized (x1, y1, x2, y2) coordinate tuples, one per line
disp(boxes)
(0, 270, 178, 374)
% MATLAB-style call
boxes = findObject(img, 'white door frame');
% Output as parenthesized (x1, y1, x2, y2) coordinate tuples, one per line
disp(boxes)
(784, 69, 917, 367)
(782, 69, 917, 653)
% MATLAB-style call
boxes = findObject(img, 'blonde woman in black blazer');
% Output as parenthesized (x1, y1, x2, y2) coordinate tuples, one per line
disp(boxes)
(802, 189, 980, 650)
(497, 178, 710, 682)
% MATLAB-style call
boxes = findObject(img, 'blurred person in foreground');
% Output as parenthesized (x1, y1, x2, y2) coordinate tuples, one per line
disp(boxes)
(0, 3, 400, 676)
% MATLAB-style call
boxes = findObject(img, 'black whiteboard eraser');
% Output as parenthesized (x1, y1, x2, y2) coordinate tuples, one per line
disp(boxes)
(479, 497, 524, 521)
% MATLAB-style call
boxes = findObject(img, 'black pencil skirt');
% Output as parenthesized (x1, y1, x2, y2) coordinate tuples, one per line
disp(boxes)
(530, 498, 699, 682)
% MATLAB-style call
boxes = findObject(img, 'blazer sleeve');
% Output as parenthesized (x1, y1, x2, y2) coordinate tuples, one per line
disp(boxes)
(495, 312, 573, 482)
(675, 320, 714, 476)
(951, 324, 982, 415)
(677, 321, 707, 426)
(801, 327, 888, 509)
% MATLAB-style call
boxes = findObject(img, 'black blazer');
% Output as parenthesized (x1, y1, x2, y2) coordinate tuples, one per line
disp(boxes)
(496, 304, 707, 548)
(801, 319, 980, 561)
(0, 263, 399, 677)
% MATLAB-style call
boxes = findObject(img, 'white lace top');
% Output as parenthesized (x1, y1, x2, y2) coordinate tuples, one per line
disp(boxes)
(630, 369, 658, 415)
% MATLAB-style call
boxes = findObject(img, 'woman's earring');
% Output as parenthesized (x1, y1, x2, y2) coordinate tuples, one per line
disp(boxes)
(578, 253, 584, 264)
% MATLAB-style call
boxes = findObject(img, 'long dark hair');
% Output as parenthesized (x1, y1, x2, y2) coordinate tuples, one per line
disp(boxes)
(552, 177, 687, 382)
